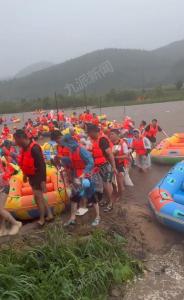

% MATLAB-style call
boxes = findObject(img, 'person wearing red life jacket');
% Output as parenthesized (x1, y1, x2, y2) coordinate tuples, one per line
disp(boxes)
(70, 112, 78, 125)
(1, 140, 18, 164)
(131, 129, 151, 172)
(139, 120, 147, 136)
(14, 130, 53, 227)
(145, 119, 168, 147)
(91, 113, 99, 126)
(87, 124, 117, 212)
(2, 124, 10, 138)
(84, 110, 93, 123)
(0, 158, 22, 236)
(51, 131, 101, 227)
(48, 121, 55, 132)
(109, 129, 130, 197)
(40, 115, 47, 125)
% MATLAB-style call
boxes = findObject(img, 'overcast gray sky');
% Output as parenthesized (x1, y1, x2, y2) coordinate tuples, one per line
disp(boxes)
(0, 0, 184, 78)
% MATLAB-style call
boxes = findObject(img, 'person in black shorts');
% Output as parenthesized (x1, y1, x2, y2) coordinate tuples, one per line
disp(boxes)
(14, 130, 53, 227)
(87, 124, 117, 212)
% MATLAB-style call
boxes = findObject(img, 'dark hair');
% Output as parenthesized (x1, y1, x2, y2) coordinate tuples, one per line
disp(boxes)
(13, 129, 28, 139)
(110, 129, 120, 135)
(86, 124, 100, 133)
(141, 120, 147, 126)
(50, 130, 62, 141)
(152, 119, 157, 122)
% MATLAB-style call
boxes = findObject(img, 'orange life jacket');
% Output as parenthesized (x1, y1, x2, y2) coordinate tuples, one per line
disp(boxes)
(71, 116, 78, 124)
(0, 159, 15, 184)
(114, 139, 128, 167)
(70, 147, 86, 177)
(91, 117, 99, 126)
(18, 142, 42, 176)
(132, 138, 146, 156)
(2, 146, 16, 163)
(84, 113, 93, 123)
(57, 145, 70, 158)
(122, 120, 133, 131)
(145, 124, 158, 138)
(91, 135, 108, 167)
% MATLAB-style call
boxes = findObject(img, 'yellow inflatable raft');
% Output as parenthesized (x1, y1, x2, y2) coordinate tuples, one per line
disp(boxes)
(5, 165, 70, 220)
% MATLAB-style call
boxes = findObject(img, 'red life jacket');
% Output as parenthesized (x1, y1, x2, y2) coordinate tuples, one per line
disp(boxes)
(92, 117, 99, 126)
(84, 113, 93, 123)
(132, 138, 147, 155)
(70, 147, 86, 177)
(57, 145, 70, 158)
(71, 116, 78, 124)
(0, 159, 15, 184)
(2, 127, 10, 137)
(2, 146, 16, 163)
(114, 139, 128, 167)
(145, 124, 158, 138)
(122, 120, 133, 131)
(18, 142, 42, 176)
(91, 135, 108, 167)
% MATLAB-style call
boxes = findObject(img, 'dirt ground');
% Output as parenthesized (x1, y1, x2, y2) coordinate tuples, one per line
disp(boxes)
(1, 101, 184, 299)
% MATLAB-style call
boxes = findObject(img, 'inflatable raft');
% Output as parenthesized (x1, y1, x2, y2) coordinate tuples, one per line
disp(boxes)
(151, 133, 184, 165)
(5, 165, 70, 220)
(149, 161, 184, 232)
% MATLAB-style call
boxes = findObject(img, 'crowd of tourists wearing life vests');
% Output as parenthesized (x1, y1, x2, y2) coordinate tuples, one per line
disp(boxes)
(0, 109, 169, 235)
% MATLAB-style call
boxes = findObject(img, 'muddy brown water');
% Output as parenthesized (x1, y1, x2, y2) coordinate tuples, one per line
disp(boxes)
(1, 101, 184, 299)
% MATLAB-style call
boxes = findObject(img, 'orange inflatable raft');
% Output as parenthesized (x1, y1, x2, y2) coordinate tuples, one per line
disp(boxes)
(5, 165, 70, 220)
(151, 133, 184, 165)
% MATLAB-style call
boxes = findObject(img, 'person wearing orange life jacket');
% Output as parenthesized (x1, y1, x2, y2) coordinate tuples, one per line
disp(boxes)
(145, 119, 168, 147)
(84, 109, 93, 123)
(131, 129, 151, 172)
(87, 124, 117, 212)
(70, 112, 78, 125)
(0, 158, 22, 236)
(109, 129, 130, 197)
(14, 130, 54, 227)
(1, 140, 18, 164)
(2, 124, 10, 138)
(51, 131, 101, 227)
(139, 120, 147, 136)
(91, 113, 99, 126)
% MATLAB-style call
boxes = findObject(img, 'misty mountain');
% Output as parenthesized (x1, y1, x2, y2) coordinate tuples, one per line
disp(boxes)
(15, 61, 54, 78)
(1, 40, 184, 100)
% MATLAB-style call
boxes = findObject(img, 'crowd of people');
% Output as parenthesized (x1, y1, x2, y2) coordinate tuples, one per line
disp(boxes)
(0, 109, 168, 236)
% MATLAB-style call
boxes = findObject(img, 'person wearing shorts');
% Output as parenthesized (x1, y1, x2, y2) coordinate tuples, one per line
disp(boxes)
(110, 129, 129, 198)
(132, 129, 151, 172)
(14, 130, 53, 227)
(87, 124, 117, 212)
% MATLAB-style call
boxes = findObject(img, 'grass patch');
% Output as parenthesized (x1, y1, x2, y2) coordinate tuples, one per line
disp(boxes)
(0, 227, 142, 300)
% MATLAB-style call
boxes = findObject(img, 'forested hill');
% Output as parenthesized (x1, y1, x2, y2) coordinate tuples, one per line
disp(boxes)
(1, 40, 184, 100)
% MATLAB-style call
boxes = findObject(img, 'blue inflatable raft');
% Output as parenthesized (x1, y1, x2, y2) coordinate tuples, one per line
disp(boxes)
(149, 161, 184, 232)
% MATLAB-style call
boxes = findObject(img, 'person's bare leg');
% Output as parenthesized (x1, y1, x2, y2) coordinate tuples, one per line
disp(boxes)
(117, 173, 125, 199)
(103, 182, 114, 207)
(94, 203, 100, 219)
(70, 202, 78, 221)
(33, 190, 46, 225)
(0, 193, 22, 235)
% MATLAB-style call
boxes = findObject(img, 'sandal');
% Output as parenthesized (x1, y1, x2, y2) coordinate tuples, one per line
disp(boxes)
(103, 205, 113, 213)
(91, 218, 101, 226)
(63, 219, 76, 227)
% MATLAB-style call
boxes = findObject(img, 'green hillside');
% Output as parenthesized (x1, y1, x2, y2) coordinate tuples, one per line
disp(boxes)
(0, 40, 184, 100)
